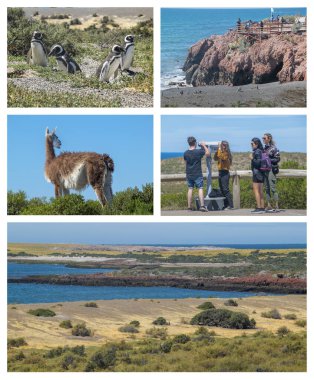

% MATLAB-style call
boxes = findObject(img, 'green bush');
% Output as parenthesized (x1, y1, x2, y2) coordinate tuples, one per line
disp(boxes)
(191, 308, 256, 329)
(172, 334, 191, 344)
(193, 327, 216, 342)
(152, 317, 169, 326)
(261, 309, 282, 319)
(129, 320, 140, 327)
(145, 327, 168, 339)
(277, 326, 290, 337)
(284, 313, 297, 320)
(84, 302, 98, 308)
(224, 299, 238, 307)
(27, 308, 56, 317)
(8, 185, 153, 215)
(89, 347, 116, 369)
(160, 340, 172, 353)
(295, 319, 306, 327)
(7, 190, 28, 215)
(8, 337, 27, 348)
(8, 8, 82, 57)
(61, 354, 76, 370)
(197, 301, 216, 310)
(59, 320, 73, 329)
(71, 323, 92, 337)
(118, 325, 139, 334)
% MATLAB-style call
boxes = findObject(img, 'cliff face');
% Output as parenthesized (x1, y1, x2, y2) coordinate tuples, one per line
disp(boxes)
(183, 31, 306, 86)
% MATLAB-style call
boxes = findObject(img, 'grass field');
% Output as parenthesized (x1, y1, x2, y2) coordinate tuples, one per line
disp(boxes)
(8, 296, 306, 371)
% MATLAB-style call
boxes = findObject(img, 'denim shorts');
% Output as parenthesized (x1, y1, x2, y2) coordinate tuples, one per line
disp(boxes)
(187, 177, 203, 189)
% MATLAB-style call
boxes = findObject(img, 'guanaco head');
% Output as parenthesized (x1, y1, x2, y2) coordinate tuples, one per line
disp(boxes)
(45, 127, 61, 149)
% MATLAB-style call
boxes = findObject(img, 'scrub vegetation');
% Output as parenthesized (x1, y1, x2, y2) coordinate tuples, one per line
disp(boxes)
(8, 330, 306, 371)
(7, 184, 153, 215)
(7, 8, 153, 107)
(161, 154, 306, 210)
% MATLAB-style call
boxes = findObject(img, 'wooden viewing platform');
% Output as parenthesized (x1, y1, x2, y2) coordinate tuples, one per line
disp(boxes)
(161, 169, 306, 209)
(236, 19, 306, 37)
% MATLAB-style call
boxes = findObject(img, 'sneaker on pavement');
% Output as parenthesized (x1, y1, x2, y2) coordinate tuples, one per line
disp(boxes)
(199, 206, 208, 212)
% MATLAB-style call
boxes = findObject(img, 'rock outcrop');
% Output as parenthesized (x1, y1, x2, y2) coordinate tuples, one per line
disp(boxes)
(9, 273, 306, 294)
(183, 31, 306, 86)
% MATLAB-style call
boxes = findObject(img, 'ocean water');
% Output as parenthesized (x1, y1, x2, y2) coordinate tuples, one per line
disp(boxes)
(161, 152, 183, 160)
(8, 282, 273, 304)
(8, 262, 115, 279)
(7, 261, 296, 304)
(161, 8, 307, 89)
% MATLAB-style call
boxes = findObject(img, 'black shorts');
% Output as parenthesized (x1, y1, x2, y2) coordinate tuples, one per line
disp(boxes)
(253, 171, 265, 183)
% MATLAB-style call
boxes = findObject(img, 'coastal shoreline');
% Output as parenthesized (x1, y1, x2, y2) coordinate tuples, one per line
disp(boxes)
(9, 273, 306, 294)
(161, 81, 306, 107)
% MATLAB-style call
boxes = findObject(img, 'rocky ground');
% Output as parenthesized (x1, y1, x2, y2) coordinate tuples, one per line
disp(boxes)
(161, 80, 306, 107)
(9, 273, 306, 294)
(162, 29, 306, 107)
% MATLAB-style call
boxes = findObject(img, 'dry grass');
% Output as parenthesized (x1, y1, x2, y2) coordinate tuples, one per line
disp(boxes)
(7, 295, 306, 349)
(7, 243, 304, 258)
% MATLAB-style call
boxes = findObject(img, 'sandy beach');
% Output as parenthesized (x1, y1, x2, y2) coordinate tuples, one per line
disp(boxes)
(8, 295, 306, 349)
(161, 81, 306, 108)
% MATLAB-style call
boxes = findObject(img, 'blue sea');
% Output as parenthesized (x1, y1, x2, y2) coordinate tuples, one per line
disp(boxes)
(8, 257, 301, 304)
(161, 8, 307, 89)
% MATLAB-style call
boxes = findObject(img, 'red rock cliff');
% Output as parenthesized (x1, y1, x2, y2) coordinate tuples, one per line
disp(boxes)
(183, 31, 306, 86)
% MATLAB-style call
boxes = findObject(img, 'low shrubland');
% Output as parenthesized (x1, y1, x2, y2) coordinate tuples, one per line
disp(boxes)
(261, 309, 282, 320)
(8, 331, 306, 371)
(27, 309, 56, 317)
(190, 308, 256, 329)
(7, 184, 153, 215)
(71, 323, 92, 337)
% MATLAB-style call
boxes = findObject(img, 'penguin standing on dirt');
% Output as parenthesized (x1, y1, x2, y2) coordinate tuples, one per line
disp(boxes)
(48, 44, 81, 74)
(120, 35, 135, 73)
(97, 45, 125, 82)
(27, 31, 48, 67)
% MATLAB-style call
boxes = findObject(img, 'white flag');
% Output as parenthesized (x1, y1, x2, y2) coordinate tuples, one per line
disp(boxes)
(271, 8, 274, 13)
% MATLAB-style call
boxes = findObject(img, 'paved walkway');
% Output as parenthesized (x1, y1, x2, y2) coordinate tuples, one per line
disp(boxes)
(161, 209, 306, 216)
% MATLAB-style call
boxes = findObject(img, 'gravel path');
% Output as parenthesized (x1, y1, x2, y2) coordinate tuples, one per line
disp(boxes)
(9, 76, 153, 107)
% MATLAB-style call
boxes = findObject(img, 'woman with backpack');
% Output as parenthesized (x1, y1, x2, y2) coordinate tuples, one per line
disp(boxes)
(250, 137, 268, 214)
(214, 140, 234, 210)
(263, 133, 280, 212)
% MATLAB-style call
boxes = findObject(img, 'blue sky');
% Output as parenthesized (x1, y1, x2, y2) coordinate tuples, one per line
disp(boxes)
(161, 115, 306, 152)
(8, 223, 306, 245)
(7, 115, 153, 199)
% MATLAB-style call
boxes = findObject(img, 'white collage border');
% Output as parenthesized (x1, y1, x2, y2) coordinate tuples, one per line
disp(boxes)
(0, 0, 312, 379)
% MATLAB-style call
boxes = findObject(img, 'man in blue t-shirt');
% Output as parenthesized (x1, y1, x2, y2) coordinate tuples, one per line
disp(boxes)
(184, 136, 210, 212)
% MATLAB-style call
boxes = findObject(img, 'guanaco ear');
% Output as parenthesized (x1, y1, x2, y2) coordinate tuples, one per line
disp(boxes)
(45, 127, 49, 135)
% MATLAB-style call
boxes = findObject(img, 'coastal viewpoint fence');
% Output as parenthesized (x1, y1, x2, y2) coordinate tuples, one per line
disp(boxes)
(236, 19, 307, 38)
(161, 169, 306, 209)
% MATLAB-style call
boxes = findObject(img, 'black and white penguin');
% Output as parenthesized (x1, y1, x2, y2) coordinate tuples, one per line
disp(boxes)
(48, 44, 81, 74)
(96, 45, 125, 82)
(120, 35, 135, 72)
(27, 31, 48, 67)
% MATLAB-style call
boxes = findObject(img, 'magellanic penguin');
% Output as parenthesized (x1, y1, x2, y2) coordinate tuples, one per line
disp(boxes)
(97, 45, 125, 82)
(120, 35, 135, 72)
(27, 31, 48, 67)
(48, 44, 81, 74)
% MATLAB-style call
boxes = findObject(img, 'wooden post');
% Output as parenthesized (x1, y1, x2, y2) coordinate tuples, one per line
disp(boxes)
(232, 174, 241, 209)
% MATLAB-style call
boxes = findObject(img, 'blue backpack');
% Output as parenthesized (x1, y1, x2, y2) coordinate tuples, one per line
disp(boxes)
(260, 152, 272, 172)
